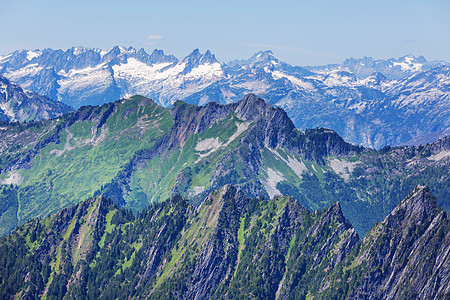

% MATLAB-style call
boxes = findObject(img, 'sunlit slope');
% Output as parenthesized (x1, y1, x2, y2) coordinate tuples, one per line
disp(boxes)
(0, 94, 449, 236)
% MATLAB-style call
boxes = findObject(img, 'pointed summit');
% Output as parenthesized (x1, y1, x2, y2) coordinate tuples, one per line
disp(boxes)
(344, 185, 449, 299)
(245, 50, 279, 70)
(249, 50, 276, 62)
(317, 202, 355, 235)
(200, 50, 218, 64)
(182, 49, 218, 64)
(180, 49, 220, 74)
(234, 94, 272, 121)
(363, 185, 441, 245)
(389, 185, 439, 225)
(102, 46, 121, 60)
(148, 49, 178, 64)
(182, 48, 202, 63)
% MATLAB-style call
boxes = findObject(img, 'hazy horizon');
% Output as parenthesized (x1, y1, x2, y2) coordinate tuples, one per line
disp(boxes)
(1, 0, 449, 66)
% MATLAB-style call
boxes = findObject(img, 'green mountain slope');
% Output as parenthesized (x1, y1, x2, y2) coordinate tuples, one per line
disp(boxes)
(0, 185, 447, 299)
(0, 94, 449, 236)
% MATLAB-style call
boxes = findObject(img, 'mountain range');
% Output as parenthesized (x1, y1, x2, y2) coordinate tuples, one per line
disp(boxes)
(0, 184, 448, 299)
(1, 47, 449, 148)
(0, 94, 449, 238)
(0, 75, 72, 122)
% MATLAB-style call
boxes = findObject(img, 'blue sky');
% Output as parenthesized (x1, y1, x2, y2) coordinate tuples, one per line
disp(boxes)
(1, 0, 449, 65)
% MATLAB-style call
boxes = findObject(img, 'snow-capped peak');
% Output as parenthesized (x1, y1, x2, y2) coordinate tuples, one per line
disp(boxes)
(180, 49, 220, 74)
(26, 50, 42, 61)
(250, 50, 277, 62)
(72, 46, 87, 56)
(392, 55, 424, 72)
(182, 49, 203, 63)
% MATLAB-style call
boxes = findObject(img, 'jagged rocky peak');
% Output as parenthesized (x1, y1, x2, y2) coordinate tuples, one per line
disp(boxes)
(398, 54, 427, 64)
(183, 49, 218, 64)
(343, 55, 375, 65)
(311, 201, 358, 242)
(179, 49, 220, 74)
(200, 49, 218, 64)
(323, 202, 348, 222)
(0, 74, 12, 87)
(388, 185, 440, 227)
(70, 46, 90, 55)
(106, 45, 121, 56)
(250, 50, 277, 62)
(429, 135, 450, 153)
(340, 185, 450, 299)
(233, 93, 286, 122)
(203, 184, 249, 213)
(104, 46, 137, 58)
(148, 48, 178, 64)
(182, 49, 202, 62)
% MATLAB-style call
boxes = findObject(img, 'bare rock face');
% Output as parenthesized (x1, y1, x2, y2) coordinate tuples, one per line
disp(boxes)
(150, 184, 359, 300)
(0, 185, 448, 299)
(333, 185, 450, 300)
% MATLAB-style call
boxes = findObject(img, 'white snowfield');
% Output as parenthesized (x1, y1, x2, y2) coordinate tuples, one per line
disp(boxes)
(0, 47, 449, 148)
(2, 48, 447, 110)
(262, 167, 285, 199)
(194, 121, 250, 163)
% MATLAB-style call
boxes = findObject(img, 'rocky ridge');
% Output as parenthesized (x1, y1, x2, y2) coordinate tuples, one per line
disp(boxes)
(0, 94, 449, 237)
(0, 184, 448, 299)
(319, 185, 450, 299)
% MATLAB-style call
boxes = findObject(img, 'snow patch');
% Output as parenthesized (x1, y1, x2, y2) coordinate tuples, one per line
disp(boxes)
(190, 186, 205, 196)
(224, 121, 250, 147)
(392, 61, 422, 72)
(195, 137, 221, 152)
(112, 58, 175, 82)
(0, 54, 12, 62)
(187, 63, 223, 79)
(195, 121, 249, 163)
(26, 50, 42, 61)
(198, 95, 210, 106)
(233, 81, 269, 94)
(271, 71, 315, 91)
(428, 150, 450, 161)
(0, 171, 23, 185)
(57, 64, 114, 94)
(73, 47, 85, 55)
(5, 64, 43, 82)
(348, 102, 367, 114)
(262, 167, 285, 199)
(270, 148, 307, 178)
(329, 158, 357, 180)
(0, 102, 16, 120)
(50, 128, 74, 156)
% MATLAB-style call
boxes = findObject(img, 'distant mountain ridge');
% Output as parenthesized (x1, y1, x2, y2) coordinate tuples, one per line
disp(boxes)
(0, 75, 72, 122)
(1, 47, 449, 148)
(308, 54, 447, 80)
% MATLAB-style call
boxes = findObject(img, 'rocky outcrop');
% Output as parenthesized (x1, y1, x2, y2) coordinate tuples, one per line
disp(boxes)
(318, 185, 450, 299)
(351, 186, 449, 299)
(0, 75, 72, 122)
